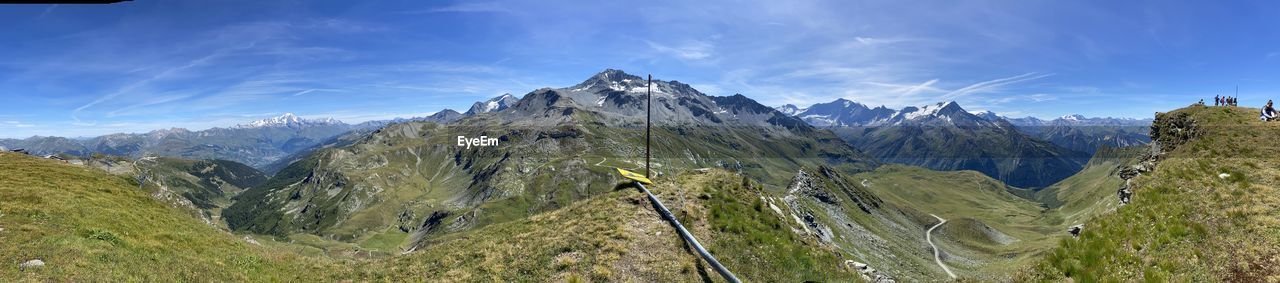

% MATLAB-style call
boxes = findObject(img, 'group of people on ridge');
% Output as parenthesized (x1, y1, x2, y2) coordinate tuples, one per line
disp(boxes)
(1206, 95, 1277, 122)
(1216, 95, 1238, 106)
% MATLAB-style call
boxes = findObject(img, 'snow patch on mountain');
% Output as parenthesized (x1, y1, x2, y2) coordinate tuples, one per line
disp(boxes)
(466, 94, 519, 115)
(236, 113, 344, 129)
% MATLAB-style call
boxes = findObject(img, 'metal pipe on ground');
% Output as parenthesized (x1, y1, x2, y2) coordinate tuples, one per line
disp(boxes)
(636, 182, 741, 283)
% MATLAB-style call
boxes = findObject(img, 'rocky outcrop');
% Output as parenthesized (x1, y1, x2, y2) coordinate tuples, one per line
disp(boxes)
(787, 168, 840, 205)
(845, 260, 896, 282)
(1117, 111, 1199, 205)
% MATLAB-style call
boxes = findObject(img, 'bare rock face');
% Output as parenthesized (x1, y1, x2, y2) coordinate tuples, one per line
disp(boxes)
(1149, 111, 1200, 153)
(787, 168, 839, 205)
(1116, 111, 1197, 205)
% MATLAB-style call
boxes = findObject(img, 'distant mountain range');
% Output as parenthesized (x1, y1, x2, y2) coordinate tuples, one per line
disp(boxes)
(781, 100, 1152, 128)
(975, 112, 1152, 154)
(1000, 114, 1152, 127)
(0, 109, 471, 169)
(788, 100, 1085, 188)
(780, 99, 1152, 155)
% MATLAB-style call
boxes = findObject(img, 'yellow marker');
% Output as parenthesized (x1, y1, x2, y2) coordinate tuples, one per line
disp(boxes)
(616, 168, 652, 184)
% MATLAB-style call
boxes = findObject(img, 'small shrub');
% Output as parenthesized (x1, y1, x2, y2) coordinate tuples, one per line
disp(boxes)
(87, 228, 122, 245)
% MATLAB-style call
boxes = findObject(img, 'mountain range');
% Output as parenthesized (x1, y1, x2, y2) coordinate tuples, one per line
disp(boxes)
(780, 99, 1087, 188)
(988, 114, 1152, 154)
(0, 106, 478, 169)
(4, 68, 1207, 282)
(223, 69, 876, 248)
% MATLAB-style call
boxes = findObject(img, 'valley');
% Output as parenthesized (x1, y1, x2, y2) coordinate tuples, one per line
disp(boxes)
(2, 70, 1200, 282)
(5, 1, 1272, 281)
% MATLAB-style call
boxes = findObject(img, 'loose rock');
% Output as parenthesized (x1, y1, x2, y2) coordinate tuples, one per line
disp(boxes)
(20, 259, 44, 270)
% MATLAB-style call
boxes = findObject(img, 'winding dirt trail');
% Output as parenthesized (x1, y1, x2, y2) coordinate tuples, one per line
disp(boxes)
(927, 214, 957, 279)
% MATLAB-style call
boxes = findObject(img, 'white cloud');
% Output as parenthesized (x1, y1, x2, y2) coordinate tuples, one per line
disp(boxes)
(420, 2, 512, 14)
(942, 72, 1054, 100)
(3, 121, 36, 128)
(645, 40, 714, 61)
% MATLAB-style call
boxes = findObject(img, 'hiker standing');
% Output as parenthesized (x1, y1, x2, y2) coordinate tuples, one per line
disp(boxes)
(1216, 95, 1221, 106)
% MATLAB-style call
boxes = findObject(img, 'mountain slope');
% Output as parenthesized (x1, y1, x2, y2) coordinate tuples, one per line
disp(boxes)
(0, 152, 864, 281)
(1033, 145, 1143, 223)
(1024, 124, 1150, 155)
(223, 69, 876, 252)
(0, 153, 328, 281)
(350, 169, 857, 281)
(133, 157, 269, 226)
(1026, 105, 1280, 281)
(774, 163, 1081, 281)
(827, 101, 1086, 188)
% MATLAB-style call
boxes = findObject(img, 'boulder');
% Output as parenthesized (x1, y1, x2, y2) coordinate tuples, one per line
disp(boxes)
(1118, 179, 1133, 205)
(845, 260, 869, 270)
(19, 259, 44, 270)
(243, 235, 261, 246)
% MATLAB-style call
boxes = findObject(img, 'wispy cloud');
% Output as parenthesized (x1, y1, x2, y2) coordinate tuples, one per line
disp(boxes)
(942, 72, 1054, 100)
(412, 2, 512, 14)
(292, 89, 339, 96)
(106, 93, 196, 118)
(71, 49, 231, 122)
(3, 121, 36, 128)
(853, 36, 917, 46)
(37, 4, 58, 19)
(645, 40, 715, 61)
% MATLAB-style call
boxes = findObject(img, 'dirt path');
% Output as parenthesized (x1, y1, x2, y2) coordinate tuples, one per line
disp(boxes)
(927, 214, 957, 279)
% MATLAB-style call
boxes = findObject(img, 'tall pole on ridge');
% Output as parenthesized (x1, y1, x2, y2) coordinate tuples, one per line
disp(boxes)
(646, 74, 652, 178)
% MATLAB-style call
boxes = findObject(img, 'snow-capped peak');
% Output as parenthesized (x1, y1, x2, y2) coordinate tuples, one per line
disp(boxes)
(972, 110, 1002, 120)
(776, 104, 807, 116)
(1059, 114, 1086, 121)
(904, 101, 961, 120)
(466, 93, 520, 115)
(236, 113, 342, 128)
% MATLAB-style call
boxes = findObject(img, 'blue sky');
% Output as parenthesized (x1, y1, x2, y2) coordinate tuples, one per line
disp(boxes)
(1, 0, 1278, 138)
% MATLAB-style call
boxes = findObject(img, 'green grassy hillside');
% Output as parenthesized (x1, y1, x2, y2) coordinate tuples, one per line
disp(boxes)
(224, 111, 874, 252)
(1034, 146, 1143, 225)
(1025, 105, 1280, 281)
(1, 152, 862, 281)
(0, 153, 329, 281)
(844, 165, 1063, 280)
(351, 169, 856, 282)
